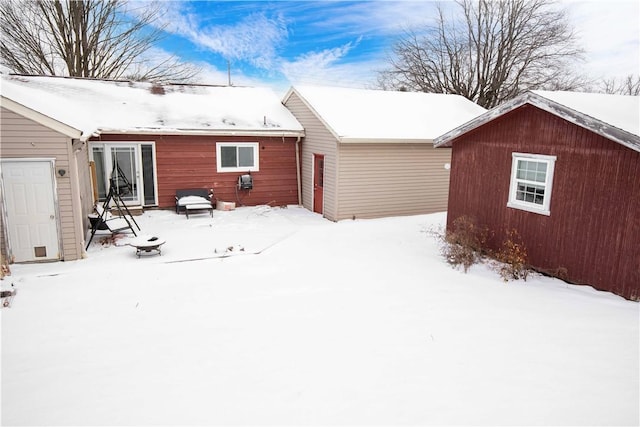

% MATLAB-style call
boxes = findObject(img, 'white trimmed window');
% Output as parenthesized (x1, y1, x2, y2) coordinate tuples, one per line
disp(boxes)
(216, 142, 259, 172)
(507, 153, 556, 216)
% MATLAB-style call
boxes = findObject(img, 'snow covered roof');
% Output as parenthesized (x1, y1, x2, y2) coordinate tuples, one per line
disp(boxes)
(283, 85, 486, 143)
(434, 91, 640, 152)
(0, 75, 304, 141)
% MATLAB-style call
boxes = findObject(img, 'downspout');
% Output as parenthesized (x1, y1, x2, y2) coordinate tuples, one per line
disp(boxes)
(295, 136, 302, 206)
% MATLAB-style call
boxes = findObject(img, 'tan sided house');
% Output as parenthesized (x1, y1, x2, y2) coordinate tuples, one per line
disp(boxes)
(0, 90, 91, 263)
(1, 75, 304, 264)
(283, 86, 486, 221)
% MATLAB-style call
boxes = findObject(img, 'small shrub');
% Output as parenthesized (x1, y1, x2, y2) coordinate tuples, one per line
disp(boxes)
(442, 215, 489, 272)
(494, 229, 529, 281)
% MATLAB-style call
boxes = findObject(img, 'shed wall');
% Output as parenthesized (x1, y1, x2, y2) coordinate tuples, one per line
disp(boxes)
(0, 107, 85, 261)
(446, 105, 640, 300)
(96, 134, 300, 208)
(336, 143, 451, 220)
(284, 93, 339, 220)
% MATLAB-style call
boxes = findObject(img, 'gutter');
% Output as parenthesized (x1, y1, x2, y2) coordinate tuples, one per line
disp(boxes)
(338, 137, 435, 144)
(82, 128, 305, 142)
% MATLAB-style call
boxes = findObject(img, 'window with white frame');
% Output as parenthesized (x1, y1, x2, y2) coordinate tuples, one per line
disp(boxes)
(507, 153, 556, 215)
(216, 142, 259, 172)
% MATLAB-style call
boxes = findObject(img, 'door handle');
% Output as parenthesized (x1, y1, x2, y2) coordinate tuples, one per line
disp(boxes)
(50, 215, 55, 220)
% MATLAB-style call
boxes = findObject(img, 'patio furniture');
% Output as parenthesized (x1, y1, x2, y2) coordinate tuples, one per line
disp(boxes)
(175, 189, 214, 218)
(129, 236, 166, 258)
(88, 205, 133, 233)
(86, 180, 140, 249)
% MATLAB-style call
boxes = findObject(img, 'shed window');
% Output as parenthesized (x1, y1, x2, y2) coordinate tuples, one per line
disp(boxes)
(216, 143, 259, 172)
(507, 153, 556, 216)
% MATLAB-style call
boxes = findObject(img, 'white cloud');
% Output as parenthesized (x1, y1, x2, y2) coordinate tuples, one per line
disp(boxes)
(281, 41, 355, 78)
(187, 62, 229, 86)
(195, 61, 270, 88)
(277, 38, 384, 92)
(194, 14, 287, 69)
(129, 54, 269, 88)
(356, 0, 639, 81)
(149, 1, 431, 90)
(159, 4, 287, 70)
(291, 1, 440, 38)
(564, 0, 640, 80)
(145, 0, 638, 91)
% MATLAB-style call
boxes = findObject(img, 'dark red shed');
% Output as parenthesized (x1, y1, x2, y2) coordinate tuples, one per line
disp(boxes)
(435, 91, 639, 300)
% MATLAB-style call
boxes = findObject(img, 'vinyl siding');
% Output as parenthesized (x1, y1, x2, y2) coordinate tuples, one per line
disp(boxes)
(284, 93, 339, 220)
(285, 92, 454, 221)
(337, 143, 452, 220)
(0, 107, 84, 262)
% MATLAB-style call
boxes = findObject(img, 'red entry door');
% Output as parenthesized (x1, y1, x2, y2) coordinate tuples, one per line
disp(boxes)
(313, 154, 324, 214)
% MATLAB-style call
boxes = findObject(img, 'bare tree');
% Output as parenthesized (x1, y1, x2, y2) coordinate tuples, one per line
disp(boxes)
(0, 0, 198, 82)
(600, 74, 640, 96)
(377, 0, 585, 109)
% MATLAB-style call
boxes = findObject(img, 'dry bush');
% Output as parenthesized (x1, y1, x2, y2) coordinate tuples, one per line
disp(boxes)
(429, 217, 531, 282)
(441, 215, 489, 272)
(0, 264, 10, 279)
(494, 229, 529, 281)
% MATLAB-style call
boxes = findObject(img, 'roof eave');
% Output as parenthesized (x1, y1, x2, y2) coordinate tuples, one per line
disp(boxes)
(281, 86, 296, 104)
(434, 94, 530, 148)
(91, 128, 305, 139)
(434, 92, 640, 152)
(529, 94, 640, 152)
(338, 137, 435, 144)
(283, 87, 343, 142)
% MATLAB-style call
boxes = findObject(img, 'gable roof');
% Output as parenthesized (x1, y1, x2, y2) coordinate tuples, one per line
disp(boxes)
(1, 95, 82, 139)
(434, 90, 640, 152)
(0, 75, 304, 141)
(283, 85, 486, 143)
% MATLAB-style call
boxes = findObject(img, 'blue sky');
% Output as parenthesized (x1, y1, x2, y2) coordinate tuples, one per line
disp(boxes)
(148, 1, 640, 94)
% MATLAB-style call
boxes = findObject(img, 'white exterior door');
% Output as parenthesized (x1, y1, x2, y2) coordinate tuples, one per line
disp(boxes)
(1, 160, 60, 262)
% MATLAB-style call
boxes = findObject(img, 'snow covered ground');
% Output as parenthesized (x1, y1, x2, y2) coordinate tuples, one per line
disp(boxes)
(1, 206, 638, 426)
